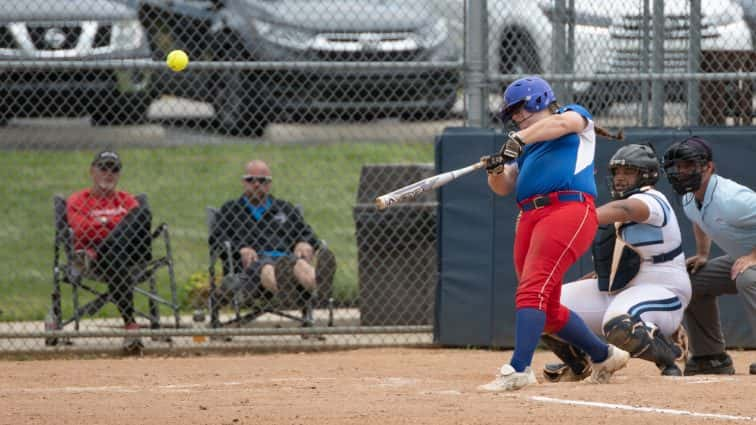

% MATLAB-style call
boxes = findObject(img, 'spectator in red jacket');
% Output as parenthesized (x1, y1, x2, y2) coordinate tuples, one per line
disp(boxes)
(66, 150, 151, 352)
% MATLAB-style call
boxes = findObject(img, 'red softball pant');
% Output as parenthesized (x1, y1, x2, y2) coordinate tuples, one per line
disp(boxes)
(513, 195, 597, 334)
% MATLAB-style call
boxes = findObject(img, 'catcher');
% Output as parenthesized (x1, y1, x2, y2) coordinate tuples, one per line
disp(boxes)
(542, 144, 691, 381)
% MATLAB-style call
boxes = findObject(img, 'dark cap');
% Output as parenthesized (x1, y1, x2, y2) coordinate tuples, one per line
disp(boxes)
(91, 150, 121, 167)
(680, 136, 713, 161)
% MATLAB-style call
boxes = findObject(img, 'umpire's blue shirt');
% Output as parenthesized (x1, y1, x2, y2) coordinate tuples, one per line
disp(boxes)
(682, 174, 756, 258)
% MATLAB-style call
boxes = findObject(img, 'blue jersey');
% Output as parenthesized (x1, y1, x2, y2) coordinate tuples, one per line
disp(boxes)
(514, 104, 597, 203)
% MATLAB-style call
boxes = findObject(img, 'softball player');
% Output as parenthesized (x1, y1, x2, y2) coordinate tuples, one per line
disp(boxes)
(542, 144, 691, 381)
(478, 76, 629, 392)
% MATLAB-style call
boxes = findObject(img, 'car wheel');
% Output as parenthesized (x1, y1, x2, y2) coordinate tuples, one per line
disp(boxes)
(212, 71, 271, 137)
(400, 98, 457, 121)
(495, 29, 542, 115)
(400, 84, 458, 121)
(91, 93, 152, 126)
(575, 82, 617, 117)
(0, 100, 12, 126)
(498, 30, 542, 77)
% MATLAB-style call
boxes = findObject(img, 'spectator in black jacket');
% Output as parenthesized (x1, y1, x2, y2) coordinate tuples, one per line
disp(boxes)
(210, 160, 321, 305)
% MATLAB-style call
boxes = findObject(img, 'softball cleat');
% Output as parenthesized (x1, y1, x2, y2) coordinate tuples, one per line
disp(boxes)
(477, 364, 537, 392)
(584, 345, 629, 384)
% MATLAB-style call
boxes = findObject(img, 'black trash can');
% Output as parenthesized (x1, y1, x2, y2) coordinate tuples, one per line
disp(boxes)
(353, 164, 437, 326)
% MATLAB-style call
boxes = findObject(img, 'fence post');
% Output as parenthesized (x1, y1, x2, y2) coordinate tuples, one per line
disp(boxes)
(552, 0, 568, 101)
(566, 0, 576, 102)
(651, 0, 665, 126)
(687, 0, 701, 126)
(640, 0, 651, 125)
(464, 0, 489, 128)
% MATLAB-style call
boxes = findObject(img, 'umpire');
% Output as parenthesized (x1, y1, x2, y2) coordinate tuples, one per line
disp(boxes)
(663, 137, 756, 375)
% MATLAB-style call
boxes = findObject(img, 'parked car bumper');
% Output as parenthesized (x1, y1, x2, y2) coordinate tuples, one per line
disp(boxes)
(249, 35, 460, 115)
(265, 69, 459, 114)
(0, 68, 155, 116)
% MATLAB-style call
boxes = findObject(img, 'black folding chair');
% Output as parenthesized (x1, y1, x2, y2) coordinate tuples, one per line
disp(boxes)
(205, 206, 335, 329)
(47, 194, 181, 346)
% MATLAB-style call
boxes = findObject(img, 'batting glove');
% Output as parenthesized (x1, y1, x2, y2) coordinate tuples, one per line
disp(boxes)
(499, 132, 525, 160)
(482, 154, 506, 176)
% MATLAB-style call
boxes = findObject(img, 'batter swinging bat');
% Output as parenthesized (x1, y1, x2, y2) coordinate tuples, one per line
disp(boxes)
(374, 160, 486, 210)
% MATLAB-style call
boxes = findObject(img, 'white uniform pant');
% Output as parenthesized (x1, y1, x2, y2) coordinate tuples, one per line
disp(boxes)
(562, 279, 685, 337)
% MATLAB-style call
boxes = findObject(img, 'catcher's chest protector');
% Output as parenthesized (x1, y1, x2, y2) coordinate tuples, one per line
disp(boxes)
(592, 223, 642, 294)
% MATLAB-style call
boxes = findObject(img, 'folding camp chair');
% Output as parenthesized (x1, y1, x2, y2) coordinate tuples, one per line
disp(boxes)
(46, 193, 181, 346)
(205, 206, 335, 329)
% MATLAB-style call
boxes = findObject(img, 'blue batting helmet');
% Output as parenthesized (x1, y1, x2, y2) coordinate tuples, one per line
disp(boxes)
(500, 76, 556, 121)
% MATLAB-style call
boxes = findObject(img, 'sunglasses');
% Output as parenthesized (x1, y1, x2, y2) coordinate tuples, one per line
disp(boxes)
(96, 163, 121, 173)
(243, 175, 272, 184)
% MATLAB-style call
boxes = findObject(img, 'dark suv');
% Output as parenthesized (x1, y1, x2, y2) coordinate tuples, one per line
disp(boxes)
(0, 0, 158, 125)
(139, 0, 460, 136)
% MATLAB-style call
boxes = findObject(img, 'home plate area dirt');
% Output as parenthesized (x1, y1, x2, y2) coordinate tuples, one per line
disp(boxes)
(1, 348, 754, 425)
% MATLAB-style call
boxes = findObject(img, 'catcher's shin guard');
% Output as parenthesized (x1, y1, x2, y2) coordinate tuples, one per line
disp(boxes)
(541, 334, 592, 382)
(603, 314, 682, 376)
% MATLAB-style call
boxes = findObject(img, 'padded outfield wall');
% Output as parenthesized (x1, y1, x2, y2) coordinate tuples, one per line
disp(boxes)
(434, 126, 756, 349)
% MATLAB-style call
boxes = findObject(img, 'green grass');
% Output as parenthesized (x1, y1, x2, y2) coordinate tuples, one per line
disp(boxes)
(0, 142, 433, 322)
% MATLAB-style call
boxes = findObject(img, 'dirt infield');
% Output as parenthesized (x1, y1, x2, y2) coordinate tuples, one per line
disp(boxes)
(1, 348, 754, 425)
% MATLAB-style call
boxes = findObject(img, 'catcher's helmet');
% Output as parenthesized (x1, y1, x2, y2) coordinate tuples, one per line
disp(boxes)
(500, 76, 556, 121)
(607, 144, 660, 199)
(662, 137, 712, 195)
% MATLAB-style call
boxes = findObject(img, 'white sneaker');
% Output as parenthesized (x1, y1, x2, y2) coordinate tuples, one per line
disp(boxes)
(477, 364, 537, 392)
(122, 323, 144, 355)
(584, 345, 629, 384)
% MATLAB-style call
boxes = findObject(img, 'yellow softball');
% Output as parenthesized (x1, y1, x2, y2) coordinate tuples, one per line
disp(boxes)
(166, 49, 189, 72)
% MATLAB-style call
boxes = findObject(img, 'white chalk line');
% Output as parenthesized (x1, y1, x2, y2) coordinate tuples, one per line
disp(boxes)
(684, 376, 738, 384)
(0, 376, 373, 395)
(529, 396, 756, 422)
(14, 385, 140, 394)
(420, 390, 462, 396)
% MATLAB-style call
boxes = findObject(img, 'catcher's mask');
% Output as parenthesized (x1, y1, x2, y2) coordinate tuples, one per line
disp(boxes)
(500, 76, 556, 122)
(607, 144, 660, 200)
(662, 137, 712, 195)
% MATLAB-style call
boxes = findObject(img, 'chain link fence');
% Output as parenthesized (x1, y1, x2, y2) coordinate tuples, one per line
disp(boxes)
(0, 0, 753, 353)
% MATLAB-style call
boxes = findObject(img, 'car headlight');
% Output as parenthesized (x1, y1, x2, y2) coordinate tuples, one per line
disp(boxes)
(416, 19, 448, 49)
(255, 20, 314, 49)
(111, 20, 145, 50)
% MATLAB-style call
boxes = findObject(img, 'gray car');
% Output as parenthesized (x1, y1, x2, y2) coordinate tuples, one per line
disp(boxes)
(139, 0, 460, 136)
(0, 0, 158, 125)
